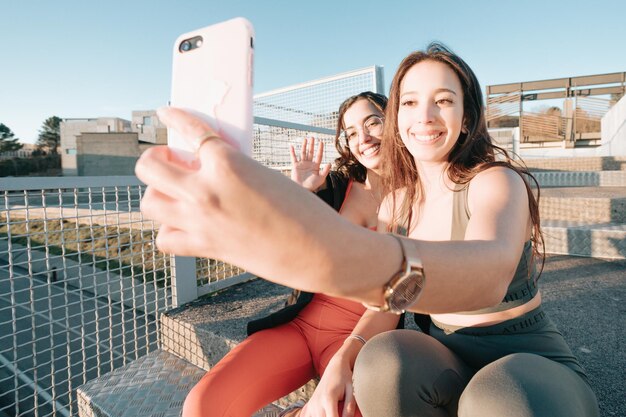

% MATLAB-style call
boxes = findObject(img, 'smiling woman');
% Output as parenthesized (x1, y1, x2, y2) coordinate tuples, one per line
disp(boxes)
(352, 42, 600, 417)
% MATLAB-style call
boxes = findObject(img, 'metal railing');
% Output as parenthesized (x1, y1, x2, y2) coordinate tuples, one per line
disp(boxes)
(0, 176, 247, 417)
(0, 125, 338, 417)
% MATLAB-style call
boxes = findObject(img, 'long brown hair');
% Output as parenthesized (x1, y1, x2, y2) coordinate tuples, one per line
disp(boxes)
(382, 42, 544, 276)
(334, 91, 388, 182)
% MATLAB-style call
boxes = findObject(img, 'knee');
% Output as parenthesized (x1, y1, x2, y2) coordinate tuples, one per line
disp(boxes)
(459, 353, 577, 417)
(459, 353, 529, 417)
(353, 330, 409, 390)
(183, 375, 218, 417)
(354, 330, 469, 416)
(352, 331, 414, 415)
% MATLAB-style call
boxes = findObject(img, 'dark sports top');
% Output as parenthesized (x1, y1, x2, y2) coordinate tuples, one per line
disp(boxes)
(450, 185, 539, 313)
(412, 184, 539, 333)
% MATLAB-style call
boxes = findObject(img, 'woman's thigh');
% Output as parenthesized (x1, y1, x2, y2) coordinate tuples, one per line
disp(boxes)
(353, 330, 473, 417)
(183, 324, 315, 417)
(459, 352, 599, 417)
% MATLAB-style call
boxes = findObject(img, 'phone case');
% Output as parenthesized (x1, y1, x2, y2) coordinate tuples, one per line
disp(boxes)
(169, 17, 254, 160)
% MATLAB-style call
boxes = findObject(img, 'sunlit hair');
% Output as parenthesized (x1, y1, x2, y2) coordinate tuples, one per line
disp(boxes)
(334, 91, 388, 183)
(382, 42, 544, 276)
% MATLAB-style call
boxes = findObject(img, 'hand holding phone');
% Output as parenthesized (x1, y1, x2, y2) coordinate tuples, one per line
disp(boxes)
(168, 18, 254, 161)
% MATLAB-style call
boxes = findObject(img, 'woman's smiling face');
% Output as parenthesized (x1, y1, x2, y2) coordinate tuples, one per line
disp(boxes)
(342, 98, 385, 171)
(397, 60, 464, 165)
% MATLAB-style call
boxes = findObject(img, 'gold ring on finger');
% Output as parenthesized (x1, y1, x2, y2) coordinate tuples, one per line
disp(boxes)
(192, 132, 221, 157)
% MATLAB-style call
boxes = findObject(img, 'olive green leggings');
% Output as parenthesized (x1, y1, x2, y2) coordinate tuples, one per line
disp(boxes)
(353, 329, 599, 417)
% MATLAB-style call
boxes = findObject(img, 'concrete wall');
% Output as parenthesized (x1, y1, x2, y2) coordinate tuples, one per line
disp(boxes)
(61, 118, 132, 175)
(76, 133, 140, 176)
(601, 94, 626, 157)
(131, 110, 167, 145)
(60, 112, 168, 176)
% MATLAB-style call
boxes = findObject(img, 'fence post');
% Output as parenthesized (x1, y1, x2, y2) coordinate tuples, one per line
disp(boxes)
(513, 127, 520, 157)
(170, 255, 197, 307)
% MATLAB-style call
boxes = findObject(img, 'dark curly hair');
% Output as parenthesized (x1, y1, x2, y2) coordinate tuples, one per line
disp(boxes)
(334, 91, 388, 183)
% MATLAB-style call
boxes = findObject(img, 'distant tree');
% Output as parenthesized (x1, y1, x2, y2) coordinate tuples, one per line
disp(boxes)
(37, 116, 62, 155)
(0, 123, 23, 153)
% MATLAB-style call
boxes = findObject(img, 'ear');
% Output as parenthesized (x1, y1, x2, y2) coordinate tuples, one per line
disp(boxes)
(461, 126, 468, 134)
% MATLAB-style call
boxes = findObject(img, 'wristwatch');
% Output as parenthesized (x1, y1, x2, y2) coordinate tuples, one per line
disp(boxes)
(363, 234, 425, 314)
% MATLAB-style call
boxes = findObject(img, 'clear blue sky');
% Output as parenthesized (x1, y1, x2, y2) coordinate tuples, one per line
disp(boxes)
(2, 0, 625, 144)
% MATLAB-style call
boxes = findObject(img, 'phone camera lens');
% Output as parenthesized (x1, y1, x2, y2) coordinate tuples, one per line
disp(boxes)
(180, 40, 192, 52)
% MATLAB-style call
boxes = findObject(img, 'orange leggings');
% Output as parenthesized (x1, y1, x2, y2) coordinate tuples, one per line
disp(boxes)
(183, 294, 366, 417)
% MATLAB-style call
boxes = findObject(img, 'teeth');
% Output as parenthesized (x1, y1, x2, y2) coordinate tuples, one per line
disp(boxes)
(413, 133, 442, 141)
(362, 145, 380, 156)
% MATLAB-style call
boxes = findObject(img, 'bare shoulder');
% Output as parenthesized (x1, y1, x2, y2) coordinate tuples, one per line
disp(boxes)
(468, 166, 529, 211)
(470, 166, 527, 194)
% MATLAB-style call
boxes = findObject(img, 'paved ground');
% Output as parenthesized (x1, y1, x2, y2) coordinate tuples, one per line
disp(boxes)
(536, 254, 625, 417)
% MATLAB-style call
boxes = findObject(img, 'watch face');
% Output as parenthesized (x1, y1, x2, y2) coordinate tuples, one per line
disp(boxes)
(388, 271, 424, 313)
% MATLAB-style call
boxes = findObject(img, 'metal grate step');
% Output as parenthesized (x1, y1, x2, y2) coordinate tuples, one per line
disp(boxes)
(77, 350, 286, 417)
(534, 170, 626, 187)
(543, 220, 626, 259)
(539, 187, 626, 223)
(524, 156, 626, 172)
(77, 350, 205, 417)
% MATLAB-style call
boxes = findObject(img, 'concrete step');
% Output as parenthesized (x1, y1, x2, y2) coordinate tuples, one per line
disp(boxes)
(160, 279, 318, 408)
(539, 187, 626, 223)
(534, 170, 626, 187)
(523, 156, 626, 172)
(160, 279, 291, 370)
(543, 220, 626, 259)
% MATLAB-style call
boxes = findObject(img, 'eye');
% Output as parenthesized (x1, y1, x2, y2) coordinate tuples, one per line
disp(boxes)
(400, 99, 416, 107)
(436, 98, 454, 105)
(346, 131, 357, 141)
(365, 119, 381, 129)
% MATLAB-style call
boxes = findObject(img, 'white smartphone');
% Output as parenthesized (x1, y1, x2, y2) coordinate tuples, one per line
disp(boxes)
(168, 18, 254, 160)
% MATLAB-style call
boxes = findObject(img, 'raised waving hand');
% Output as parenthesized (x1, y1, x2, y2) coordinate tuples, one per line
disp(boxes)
(289, 137, 331, 192)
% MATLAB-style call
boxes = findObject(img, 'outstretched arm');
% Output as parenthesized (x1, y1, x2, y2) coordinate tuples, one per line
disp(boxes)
(136, 107, 533, 314)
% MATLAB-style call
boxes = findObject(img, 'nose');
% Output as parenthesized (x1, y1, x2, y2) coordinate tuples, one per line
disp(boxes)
(416, 102, 436, 124)
(358, 129, 372, 144)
